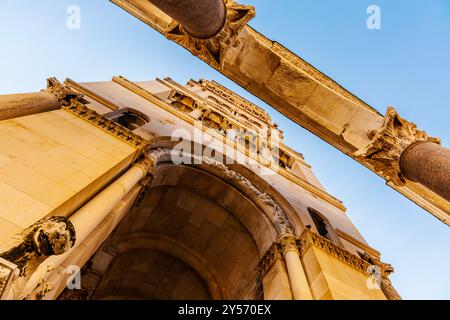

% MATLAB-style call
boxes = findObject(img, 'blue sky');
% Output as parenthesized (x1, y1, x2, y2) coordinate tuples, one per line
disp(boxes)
(0, 0, 449, 299)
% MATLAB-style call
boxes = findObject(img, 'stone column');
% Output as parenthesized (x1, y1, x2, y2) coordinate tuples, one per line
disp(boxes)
(68, 162, 148, 241)
(10, 160, 150, 300)
(0, 91, 59, 121)
(400, 142, 450, 201)
(280, 235, 313, 300)
(149, 0, 227, 39)
(356, 107, 449, 202)
(0, 78, 82, 121)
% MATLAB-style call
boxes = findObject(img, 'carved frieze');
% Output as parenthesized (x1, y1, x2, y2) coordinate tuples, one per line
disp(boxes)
(63, 101, 148, 150)
(256, 243, 282, 276)
(200, 79, 270, 123)
(298, 229, 371, 275)
(46, 77, 83, 106)
(166, 0, 255, 69)
(378, 262, 402, 301)
(355, 107, 440, 186)
(170, 91, 202, 113)
(201, 156, 295, 235)
(143, 148, 295, 235)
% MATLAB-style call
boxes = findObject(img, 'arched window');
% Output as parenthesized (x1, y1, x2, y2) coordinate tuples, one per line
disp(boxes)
(105, 108, 150, 131)
(308, 208, 333, 242)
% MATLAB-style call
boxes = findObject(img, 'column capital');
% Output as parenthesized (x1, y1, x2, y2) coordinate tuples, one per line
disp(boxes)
(45, 78, 83, 106)
(279, 234, 299, 255)
(355, 107, 441, 186)
(166, 0, 255, 69)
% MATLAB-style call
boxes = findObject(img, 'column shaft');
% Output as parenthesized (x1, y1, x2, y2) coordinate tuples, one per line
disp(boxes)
(0, 91, 60, 121)
(149, 0, 226, 39)
(401, 142, 450, 202)
(284, 249, 313, 300)
(12, 163, 147, 300)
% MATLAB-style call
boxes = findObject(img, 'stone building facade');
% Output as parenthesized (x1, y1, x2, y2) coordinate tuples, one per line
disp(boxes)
(0, 76, 400, 300)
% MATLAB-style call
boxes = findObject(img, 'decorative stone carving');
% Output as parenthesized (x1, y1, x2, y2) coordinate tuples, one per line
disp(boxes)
(144, 148, 294, 235)
(166, 0, 255, 69)
(0, 217, 76, 279)
(258, 230, 381, 279)
(298, 229, 370, 275)
(279, 235, 298, 254)
(113, 76, 196, 124)
(355, 107, 441, 186)
(256, 243, 282, 276)
(360, 252, 402, 300)
(46, 77, 83, 106)
(0, 258, 19, 299)
(378, 262, 402, 301)
(169, 90, 203, 113)
(199, 79, 270, 122)
(63, 100, 149, 149)
(201, 156, 295, 235)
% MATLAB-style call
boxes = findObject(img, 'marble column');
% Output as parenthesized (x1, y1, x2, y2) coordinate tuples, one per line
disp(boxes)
(401, 142, 450, 201)
(148, 0, 226, 39)
(280, 235, 313, 300)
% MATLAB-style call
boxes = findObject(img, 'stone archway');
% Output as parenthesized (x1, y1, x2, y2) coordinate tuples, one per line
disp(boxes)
(76, 147, 299, 300)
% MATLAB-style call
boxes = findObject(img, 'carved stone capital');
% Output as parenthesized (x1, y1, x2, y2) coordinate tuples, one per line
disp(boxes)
(46, 78, 83, 106)
(355, 107, 441, 186)
(166, 0, 255, 69)
(0, 217, 76, 279)
(279, 235, 299, 255)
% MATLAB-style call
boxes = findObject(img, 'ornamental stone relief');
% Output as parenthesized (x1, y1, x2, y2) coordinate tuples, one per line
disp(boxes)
(0, 217, 76, 279)
(257, 228, 399, 300)
(140, 148, 295, 236)
(355, 107, 440, 186)
(46, 77, 83, 106)
(166, 0, 256, 69)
